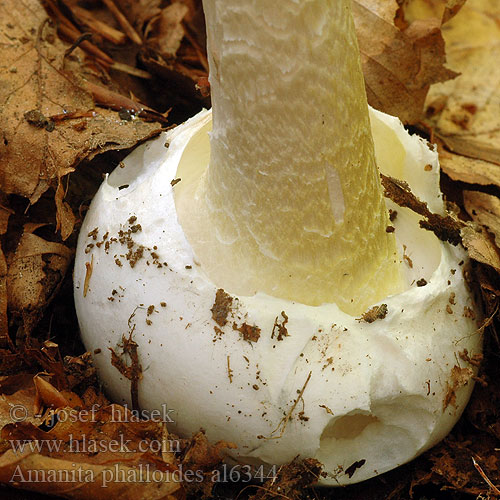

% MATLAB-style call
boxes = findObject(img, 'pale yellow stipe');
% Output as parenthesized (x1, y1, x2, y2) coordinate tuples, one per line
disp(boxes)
(176, 0, 403, 315)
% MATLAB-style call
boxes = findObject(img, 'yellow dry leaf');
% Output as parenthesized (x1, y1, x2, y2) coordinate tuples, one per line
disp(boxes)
(463, 191, 500, 248)
(425, 0, 500, 166)
(438, 145, 500, 187)
(461, 224, 500, 272)
(399, 0, 467, 25)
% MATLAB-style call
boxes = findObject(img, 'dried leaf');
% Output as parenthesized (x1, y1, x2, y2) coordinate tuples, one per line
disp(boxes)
(353, 0, 457, 123)
(148, 3, 189, 59)
(0, 375, 41, 430)
(55, 175, 76, 241)
(7, 233, 73, 335)
(0, 0, 162, 205)
(33, 375, 71, 412)
(425, 0, 500, 166)
(463, 191, 500, 248)
(438, 144, 500, 187)
(0, 374, 184, 499)
(461, 225, 500, 272)
(398, 0, 467, 25)
(0, 450, 183, 499)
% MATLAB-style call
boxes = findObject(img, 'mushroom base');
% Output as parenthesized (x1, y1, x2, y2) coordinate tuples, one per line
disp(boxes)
(74, 108, 482, 485)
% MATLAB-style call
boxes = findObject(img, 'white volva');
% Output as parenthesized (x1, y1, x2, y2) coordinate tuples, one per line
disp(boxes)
(74, 0, 482, 486)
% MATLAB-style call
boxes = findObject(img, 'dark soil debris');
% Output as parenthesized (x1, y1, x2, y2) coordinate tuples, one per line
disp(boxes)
(211, 289, 233, 327)
(357, 304, 388, 323)
(381, 174, 462, 245)
(234, 322, 261, 343)
(248, 458, 324, 500)
(272, 310, 289, 341)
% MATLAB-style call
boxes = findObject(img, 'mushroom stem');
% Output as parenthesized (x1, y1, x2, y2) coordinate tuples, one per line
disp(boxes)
(176, 0, 403, 314)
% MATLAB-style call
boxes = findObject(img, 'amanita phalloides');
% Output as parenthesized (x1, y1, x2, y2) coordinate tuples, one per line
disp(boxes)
(75, 0, 482, 485)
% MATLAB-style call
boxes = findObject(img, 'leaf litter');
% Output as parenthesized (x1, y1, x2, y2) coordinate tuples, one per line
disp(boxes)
(0, 0, 499, 499)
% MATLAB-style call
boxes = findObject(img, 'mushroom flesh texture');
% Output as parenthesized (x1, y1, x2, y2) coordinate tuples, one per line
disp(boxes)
(74, 0, 482, 486)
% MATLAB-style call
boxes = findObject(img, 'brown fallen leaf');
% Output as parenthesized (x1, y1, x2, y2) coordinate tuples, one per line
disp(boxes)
(33, 374, 72, 413)
(0, 0, 162, 209)
(353, 0, 457, 123)
(438, 144, 500, 187)
(463, 191, 500, 248)
(0, 374, 185, 498)
(7, 232, 73, 336)
(0, 374, 41, 430)
(55, 174, 77, 241)
(147, 2, 189, 59)
(461, 225, 500, 272)
(424, 0, 500, 166)
(23, 340, 69, 390)
(0, 449, 183, 500)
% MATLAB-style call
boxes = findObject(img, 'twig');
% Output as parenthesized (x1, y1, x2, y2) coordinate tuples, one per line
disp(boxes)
(102, 0, 142, 45)
(110, 61, 152, 80)
(43, 0, 113, 64)
(83, 254, 94, 298)
(84, 80, 169, 124)
(472, 456, 500, 495)
(64, 32, 93, 58)
(71, 5, 127, 45)
(227, 355, 233, 383)
(258, 372, 312, 440)
(58, 23, 113, 65)
(109, 326, 142, 410)
(235, 484, 292, 500)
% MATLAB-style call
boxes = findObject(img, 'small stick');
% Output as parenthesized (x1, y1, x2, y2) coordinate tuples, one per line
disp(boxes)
(258, 371, 312, 440)
(43, 0, 113, 64)
(58, 23, 113, 64)
(64, 32, 93, 58)
(111, 61, 152, 80)
(84, 81, 169, 124)
(227, 355, 233, 383)
(472, 457, 500, 495)
(102, 0, 142, 45)
(71, 5, 127, 45)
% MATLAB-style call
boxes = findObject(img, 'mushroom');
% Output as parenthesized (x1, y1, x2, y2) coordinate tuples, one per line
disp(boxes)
(74, 0, 482, 486)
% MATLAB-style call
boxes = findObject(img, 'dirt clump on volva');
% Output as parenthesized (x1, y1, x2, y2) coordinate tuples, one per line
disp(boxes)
(0, 0, 499, 499)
